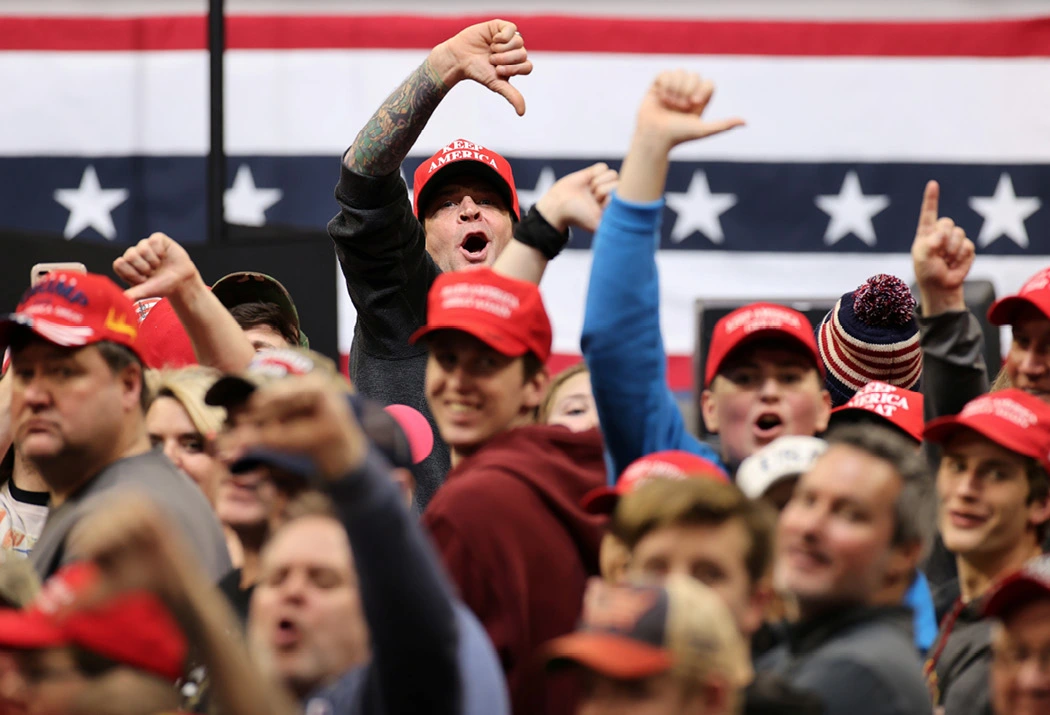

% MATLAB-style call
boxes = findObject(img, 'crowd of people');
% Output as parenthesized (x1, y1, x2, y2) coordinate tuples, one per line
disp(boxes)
(0, 17, 1049, 715)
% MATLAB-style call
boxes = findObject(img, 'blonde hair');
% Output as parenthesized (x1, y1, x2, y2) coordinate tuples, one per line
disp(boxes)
(146, 366, 226, 439)
(538, 362, 590, 424)
(991, 365, 1012, 392)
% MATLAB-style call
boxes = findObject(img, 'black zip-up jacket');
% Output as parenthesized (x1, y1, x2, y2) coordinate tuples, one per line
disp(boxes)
(757, 605, 932, 715)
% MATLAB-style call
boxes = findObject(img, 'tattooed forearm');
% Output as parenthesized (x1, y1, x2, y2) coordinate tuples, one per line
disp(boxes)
(345, 60, 450, 176)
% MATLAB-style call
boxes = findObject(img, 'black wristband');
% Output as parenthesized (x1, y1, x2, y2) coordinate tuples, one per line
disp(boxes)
(514, 205, 572, 260)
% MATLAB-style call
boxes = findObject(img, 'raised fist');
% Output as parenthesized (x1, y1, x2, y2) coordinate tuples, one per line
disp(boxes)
(536, 163, 619, 233)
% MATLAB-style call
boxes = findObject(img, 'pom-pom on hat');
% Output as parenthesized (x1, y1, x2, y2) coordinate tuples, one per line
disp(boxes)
(817, 274, 921, 407)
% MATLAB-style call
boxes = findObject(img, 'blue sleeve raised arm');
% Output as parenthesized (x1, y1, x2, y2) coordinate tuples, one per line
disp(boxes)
(581, 193, 723, 484)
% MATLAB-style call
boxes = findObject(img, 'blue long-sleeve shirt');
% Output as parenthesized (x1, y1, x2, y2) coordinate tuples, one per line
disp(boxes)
(580, 193, 938, 655)
(581, 193, 724, 485)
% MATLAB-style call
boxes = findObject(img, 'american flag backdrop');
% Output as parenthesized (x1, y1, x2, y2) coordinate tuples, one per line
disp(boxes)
(2, 1, 1049, 392)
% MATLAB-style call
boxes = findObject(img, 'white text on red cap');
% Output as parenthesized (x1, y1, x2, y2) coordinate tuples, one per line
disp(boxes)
(725, 306, 802, 335)
(439, 283, 519, 319)
(1019, 269, 1050, 295)
(848, 383, 911, 417)
(961, 397, 1038, 428)
(427, 140, 499, 175)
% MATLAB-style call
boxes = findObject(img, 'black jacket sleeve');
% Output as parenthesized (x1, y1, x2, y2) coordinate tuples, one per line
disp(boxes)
(327, 162, 440, 361)
(919, 309, 989, 422)
(326, 448, 460, 715)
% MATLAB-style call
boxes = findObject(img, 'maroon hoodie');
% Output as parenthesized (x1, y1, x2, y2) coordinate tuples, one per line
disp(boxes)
(423, 425, 606, 715)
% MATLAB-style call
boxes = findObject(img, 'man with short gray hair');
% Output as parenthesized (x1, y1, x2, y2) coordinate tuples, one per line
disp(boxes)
(758, 424, 933, 715)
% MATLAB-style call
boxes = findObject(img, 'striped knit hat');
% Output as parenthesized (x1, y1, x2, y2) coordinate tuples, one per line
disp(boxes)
(817, 274, 921, 407)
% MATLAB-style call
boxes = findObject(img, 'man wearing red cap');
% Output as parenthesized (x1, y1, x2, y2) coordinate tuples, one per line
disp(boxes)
(0, 562, 187, 714)
(414, 267, 606, 715)
(983, 554, 1050, 715)
(923, 390, 1050, 715)
(325, 19, 528, 512)
(326, 19, 619, 510)
(988, 267, 1050, 400)
(0, 271, 231, 583)
(580, 70, 831, 479)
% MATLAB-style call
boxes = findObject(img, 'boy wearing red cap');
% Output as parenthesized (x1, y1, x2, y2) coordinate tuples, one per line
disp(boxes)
(0, 271, 230, 583)
(923, 390, 1050, 715)
(580, 70, 831, 478)
(415, 268, 606, 715)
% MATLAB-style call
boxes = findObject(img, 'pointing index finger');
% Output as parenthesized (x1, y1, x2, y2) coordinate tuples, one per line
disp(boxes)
(918, 180, 940, 232)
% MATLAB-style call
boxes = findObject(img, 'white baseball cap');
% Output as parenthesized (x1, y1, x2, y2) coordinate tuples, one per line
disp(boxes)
(735, 436, 828, 500)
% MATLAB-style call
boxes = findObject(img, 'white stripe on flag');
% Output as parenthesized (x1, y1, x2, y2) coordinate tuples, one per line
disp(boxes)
(2, 51, 1049, 161)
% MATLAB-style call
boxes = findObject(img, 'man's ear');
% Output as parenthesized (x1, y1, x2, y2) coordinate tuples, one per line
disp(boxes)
(120, 362, 144, 413)
(885, 539, 923, 591)
(1027, 493, 1050, 531)
(522, 367, 549, 411)
(742, 579, 773, 638)
(814, 387, 832, 433)
(701, 387, 720, 434)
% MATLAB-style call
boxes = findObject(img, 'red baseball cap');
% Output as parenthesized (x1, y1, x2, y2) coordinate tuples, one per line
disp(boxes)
(0, 563, 187, 681)
(0, 271, 143, 361)
(409, 268, 552, 361)
(924, 389, 1050, 473)
(984, 555, 1050, 618)
(989, 267, 1050, 326)
(830, 381, 925, 443)
(137, 297, 197, 369)
(705, 303, 823, 387)
(413, 139, 519, 220)
(581, 450, 728, 515)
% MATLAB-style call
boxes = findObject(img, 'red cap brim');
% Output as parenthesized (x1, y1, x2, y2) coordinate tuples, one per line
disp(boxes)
(409, 322, 530, 357)
(708, 327, 824, 387)
(580, 486, 619, 515)
(988, 295, 1050, 326)
(923, 417, 1047, 470)
(0, 609, 66, 650)
(830, 405, 923, 444)
(544, 632, 673, 679)
(984, 573, 1050, 618)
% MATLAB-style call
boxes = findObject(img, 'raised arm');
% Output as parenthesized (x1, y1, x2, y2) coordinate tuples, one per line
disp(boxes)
(230, 376, 461, 714)
(114, 233, 255, 372)
(493, 162, 618, 284)
(911, 180, 986, 420)
(581, 71, 742, 478)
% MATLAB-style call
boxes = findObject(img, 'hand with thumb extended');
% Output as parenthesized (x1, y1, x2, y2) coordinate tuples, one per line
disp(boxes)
(430, 19, 532, 116)
(114, 232, 203, 303)
(635, 69, 745, 150)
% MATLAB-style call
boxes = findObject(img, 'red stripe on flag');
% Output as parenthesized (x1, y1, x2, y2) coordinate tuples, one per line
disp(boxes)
(3, 15, 1050, 56)
(340, 352, 697, 392)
